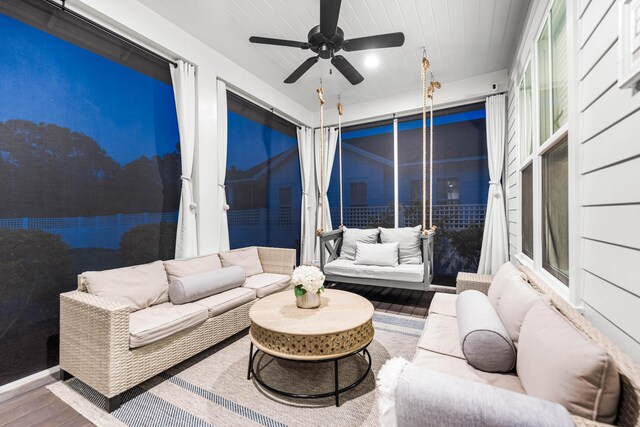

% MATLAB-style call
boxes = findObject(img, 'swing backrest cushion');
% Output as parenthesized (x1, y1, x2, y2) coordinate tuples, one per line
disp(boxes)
(340, 227, 379, 261)
(379, 226, 423, 264)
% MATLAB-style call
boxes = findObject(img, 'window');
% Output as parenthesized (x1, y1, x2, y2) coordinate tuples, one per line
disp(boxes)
(521, 164, 534, 259)
(0, 1, 180, 385)
(410, 180, 424, 203)
(516, 0, 569, 288)
(349, 182, 368, 207)
(226, 92, 300, 251)
(436, 178, 460, 205)
(542, 138, 569, 284)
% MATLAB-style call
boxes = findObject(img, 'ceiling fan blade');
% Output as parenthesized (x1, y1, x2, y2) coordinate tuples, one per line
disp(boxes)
(249, 36, 309, 49)
(342, 32, 405, 52)
(320, 0, 341, 38)
(331, 55, 364, 85)
(284, 57, 319, 83)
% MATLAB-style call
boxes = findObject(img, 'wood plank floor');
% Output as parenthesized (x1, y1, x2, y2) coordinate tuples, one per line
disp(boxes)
(0, 283, 439, 426)
(328, 282, 436, 318)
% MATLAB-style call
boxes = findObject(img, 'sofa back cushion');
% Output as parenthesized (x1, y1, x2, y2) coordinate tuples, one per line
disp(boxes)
(339, 227, 379, 261)
(517, 301, 621, 423)
(168, 266, 246, 305)
(219, 247, 263, 277)
(354, 242, 399, 267)
(82, 260, 168, 312)
(163, 254, 222, 283)
(456, 290, 516, 373)
(487, 262, 527, 309)
(496, 277, 543, 346)
(378, 226, 422, 264)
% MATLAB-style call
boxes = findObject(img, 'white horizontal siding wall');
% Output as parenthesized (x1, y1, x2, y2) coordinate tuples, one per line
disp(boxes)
(578, 0, 640, 362)
(507, 0, 640, 363)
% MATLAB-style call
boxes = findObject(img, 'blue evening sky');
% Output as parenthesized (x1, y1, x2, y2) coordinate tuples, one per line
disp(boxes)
(227, 111, 297, 171)
(0, 14, 179, 165)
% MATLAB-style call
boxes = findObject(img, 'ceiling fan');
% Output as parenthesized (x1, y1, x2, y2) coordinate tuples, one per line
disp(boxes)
(249, 0, 405, 85)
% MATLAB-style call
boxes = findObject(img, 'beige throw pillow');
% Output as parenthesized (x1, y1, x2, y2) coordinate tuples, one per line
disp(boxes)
(82, 260, 169, 312)
(496, 277, 542, 346)
(163, 253, 222, 283)
(517, 301, 620, 423)
(219, 247, 263, 277)
(487, 262, 527, 309)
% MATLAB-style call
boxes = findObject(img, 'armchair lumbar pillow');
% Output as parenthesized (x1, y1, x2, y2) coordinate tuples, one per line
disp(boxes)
(168, 266, 246, 304)
(456, 290, 516, 373)
(354, 242, 399, 267)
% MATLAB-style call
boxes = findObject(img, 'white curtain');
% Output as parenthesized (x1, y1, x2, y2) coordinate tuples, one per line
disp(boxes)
(216, 80, 230, 251)
(171, 60, 198, 259)
(298, 127, 317, 265)
(478, 94, 509, 274)
(314, 127, 338, 262)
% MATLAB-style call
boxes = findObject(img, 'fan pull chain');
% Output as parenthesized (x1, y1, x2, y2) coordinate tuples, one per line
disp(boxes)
(316, 82, 326, 236)
(337, 95, 344, 228)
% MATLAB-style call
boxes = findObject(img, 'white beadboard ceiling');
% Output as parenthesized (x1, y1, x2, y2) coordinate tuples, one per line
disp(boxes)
(139, 0, 529, 111)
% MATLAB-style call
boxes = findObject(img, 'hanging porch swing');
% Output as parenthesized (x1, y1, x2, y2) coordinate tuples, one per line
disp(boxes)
(318, 51, 440, 291)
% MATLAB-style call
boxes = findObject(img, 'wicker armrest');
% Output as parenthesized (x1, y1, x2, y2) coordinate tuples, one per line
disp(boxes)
(257, 246, 296, 276)
(456, 272, 493, 295)
(59, 291, 131, 394)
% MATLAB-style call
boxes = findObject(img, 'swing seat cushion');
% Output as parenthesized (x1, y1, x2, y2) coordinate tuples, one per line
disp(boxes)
(324, 259, 424, 283)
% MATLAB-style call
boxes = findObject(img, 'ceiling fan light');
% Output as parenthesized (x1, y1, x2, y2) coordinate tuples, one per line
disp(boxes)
(364, 54, 379, 68)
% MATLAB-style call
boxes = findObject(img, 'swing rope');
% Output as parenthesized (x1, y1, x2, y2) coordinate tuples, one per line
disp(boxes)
(337, 96, 344, 228)
(421, 52, 430, 234)
(316, 83, 326, 236)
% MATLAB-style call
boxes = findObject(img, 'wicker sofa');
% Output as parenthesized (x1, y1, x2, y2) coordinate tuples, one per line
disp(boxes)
(59, 246, 295, 412)
(379, 264, 640, 427)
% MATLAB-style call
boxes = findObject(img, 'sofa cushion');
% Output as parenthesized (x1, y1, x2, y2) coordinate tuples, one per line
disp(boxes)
(219, 247, 263, 277)
(378, 225, 422, 264)
(129, 302, 208, 348)
(192, 287, 256, 317)
(339, 227, 379, 261)
(517, 301, 621, 423)
(354, 242, 399, 267)
(487, 262, 527, 309)
(163, 254, 222, 283)
(324, 259, 424, 283)
(413, 349, 526, 394)
(417, 313, 464, 359)
(428, 293, 457, 317)
(243, 273, 290, 298)
(457, 290, 516, 373)
(496, 277, 542, 346)
(168, 266, 246, 304)
(392, 363, 573, 427)
(82, 261, 168, 312)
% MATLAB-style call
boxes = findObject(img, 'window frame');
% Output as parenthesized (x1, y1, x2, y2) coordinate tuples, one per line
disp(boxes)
(515, 0, 572, 302)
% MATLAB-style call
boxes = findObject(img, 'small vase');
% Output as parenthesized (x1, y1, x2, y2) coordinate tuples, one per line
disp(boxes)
(296, 291, 321, 309)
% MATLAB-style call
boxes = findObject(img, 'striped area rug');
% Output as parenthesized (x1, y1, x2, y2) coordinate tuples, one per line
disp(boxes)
(48, 312, 425, 427)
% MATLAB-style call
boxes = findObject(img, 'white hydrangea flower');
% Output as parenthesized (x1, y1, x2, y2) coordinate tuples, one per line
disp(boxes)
(292, 265, 325, 294)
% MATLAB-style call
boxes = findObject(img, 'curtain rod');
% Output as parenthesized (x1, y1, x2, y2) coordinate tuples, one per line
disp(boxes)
(42, 0, 178, 68)
(317, 89, 508, 130)
(223, 81, 310, 129)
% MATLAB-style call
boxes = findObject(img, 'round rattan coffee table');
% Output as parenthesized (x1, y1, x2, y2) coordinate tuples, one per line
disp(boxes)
(247, 289, 375, 406)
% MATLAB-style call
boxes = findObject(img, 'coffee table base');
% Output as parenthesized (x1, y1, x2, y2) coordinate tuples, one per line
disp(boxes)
(247, 341, 372, 407)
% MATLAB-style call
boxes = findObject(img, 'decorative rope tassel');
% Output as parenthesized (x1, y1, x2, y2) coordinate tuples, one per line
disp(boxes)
(337, 96, 344, 228)
(421, 52, 430, 235)
(316, 83, 326, 237)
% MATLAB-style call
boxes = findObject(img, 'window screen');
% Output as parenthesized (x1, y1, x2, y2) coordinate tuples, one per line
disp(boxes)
(521, 164, 534, 259)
